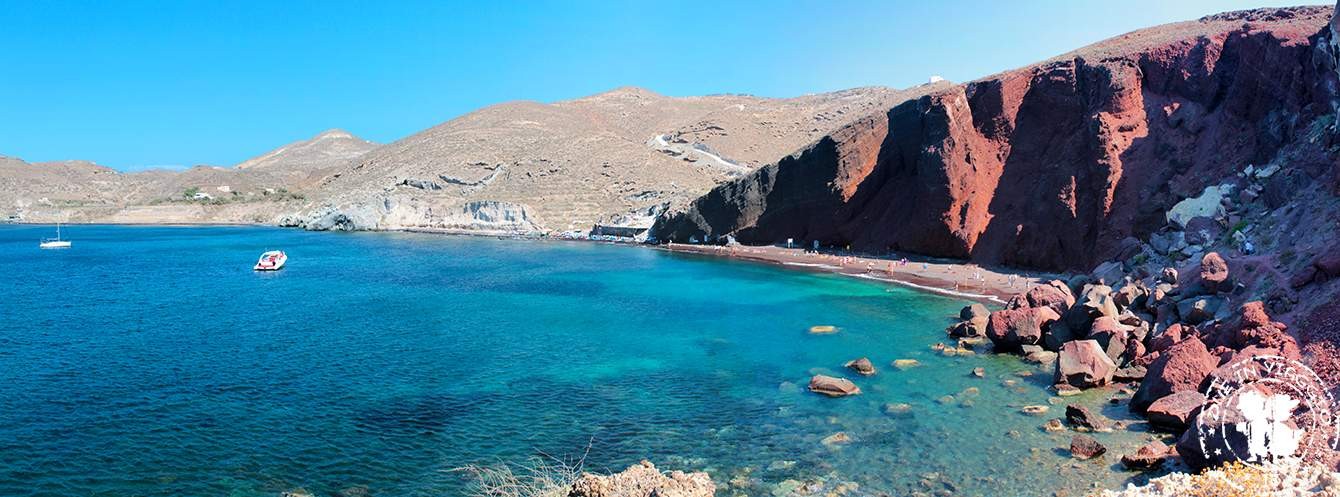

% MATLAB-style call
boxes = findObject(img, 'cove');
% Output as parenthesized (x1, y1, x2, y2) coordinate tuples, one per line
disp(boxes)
(0, 225, 1149, 497)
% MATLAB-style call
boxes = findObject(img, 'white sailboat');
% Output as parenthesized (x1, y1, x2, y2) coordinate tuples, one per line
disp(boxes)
(39, 223, 72, 249)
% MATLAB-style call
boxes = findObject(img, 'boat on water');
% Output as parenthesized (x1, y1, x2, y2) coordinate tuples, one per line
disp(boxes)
(39, 223, 72, 249)
(253, 250, 287, 271)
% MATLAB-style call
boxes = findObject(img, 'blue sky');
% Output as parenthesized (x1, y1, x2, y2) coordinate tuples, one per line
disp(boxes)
(0, 0, 1309, 170)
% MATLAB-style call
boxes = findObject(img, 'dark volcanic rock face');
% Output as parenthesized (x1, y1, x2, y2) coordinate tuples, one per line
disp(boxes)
(652, 6, 1338, 271)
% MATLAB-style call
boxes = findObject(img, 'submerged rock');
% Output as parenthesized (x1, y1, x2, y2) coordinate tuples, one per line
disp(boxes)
(882, 403, 913, 417)
(1021, 405, 1050, 416)
(1070, 434, 1107, 460)
(1065, 405, 1112, 432)
(892, 359, 921, 370)
(821, 432, 852, 446)
(808, 325, 839, 335)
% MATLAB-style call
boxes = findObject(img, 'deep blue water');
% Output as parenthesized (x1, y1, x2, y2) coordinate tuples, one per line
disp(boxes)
(0, 226, 1147, 497)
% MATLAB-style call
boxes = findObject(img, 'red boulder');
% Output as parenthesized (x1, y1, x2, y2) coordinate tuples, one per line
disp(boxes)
(1198, 252, 1230, 293)
(1055, 339, 1117, 389)
(1070, 434, 1107, 459)
(1008, 279, 1075, 314)
(987, 306, 1060, 352)
(1131, 336, 1218, 413)
(1148, 323, 1185, 353)
(1120, 440, 1170, 470)
(1145, 390, 1206, 431)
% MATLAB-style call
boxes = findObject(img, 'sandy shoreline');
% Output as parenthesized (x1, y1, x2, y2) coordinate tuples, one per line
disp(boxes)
(659, 243, 1061, 304)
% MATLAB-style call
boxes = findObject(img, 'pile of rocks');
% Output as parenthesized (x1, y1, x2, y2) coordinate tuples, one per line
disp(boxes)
(569, 460, 716, 497)
(972, 251, 1322, 470)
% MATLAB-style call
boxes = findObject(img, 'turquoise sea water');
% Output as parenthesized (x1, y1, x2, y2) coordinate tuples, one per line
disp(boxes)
(0, 226, 1153, 497)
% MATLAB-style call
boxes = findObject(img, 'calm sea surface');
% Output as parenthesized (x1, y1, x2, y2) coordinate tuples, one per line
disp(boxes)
(0, 225, 1153, 497)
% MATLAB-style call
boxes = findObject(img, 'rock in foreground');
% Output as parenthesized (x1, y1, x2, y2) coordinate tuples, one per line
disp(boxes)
(570, 460, 715, 497)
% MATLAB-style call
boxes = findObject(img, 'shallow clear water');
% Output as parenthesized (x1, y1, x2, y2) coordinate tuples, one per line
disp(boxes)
(0, 226, 1155, 497)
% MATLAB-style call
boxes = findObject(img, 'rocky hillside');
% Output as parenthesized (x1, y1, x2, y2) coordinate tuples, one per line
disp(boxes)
(653, 6, 1338, 270)
(282, 86, 949, 233)
(2, 129, 379, 224)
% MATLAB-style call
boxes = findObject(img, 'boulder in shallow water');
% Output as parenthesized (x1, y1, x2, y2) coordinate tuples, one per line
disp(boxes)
(1145, 390, 1205, 431)
(844, 357, 876, 376)
(1120, 440, 1170, 470)
(1055, 340, 1116, 389)
(961, 303, 990, 321)
(1065, 405, 1112, 432)
(987, 306, 1060, 352)
(808, 375, 861, 397)
(1070, 434, 1107, 459)
(949, 317, 988, 338)
(569, 460, 715, 497)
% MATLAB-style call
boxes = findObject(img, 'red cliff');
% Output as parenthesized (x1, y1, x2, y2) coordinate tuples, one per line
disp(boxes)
(653, 6, 1338, 272)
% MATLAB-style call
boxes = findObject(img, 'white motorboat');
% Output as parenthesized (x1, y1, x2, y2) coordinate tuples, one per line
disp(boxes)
(39, 223, 72, 249)
(253, 250, 287, 271)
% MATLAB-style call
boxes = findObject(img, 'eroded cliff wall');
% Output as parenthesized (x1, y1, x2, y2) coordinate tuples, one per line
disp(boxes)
(653, 7, 1339, 272)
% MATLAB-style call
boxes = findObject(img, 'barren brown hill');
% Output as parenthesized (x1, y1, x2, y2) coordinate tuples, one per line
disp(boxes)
(2, 129, 379, 224)
(283, 85, 949, 232)
(234, 128, 379, 190)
